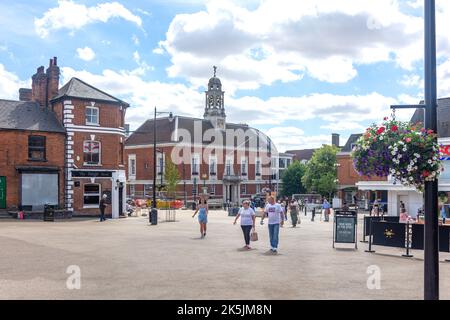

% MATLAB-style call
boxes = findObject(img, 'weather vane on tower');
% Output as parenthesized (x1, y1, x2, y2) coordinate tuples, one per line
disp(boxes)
(213, 65, 217, 77)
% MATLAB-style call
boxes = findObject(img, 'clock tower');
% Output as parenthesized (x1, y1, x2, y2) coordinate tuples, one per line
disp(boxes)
(204, 66, 226, 129)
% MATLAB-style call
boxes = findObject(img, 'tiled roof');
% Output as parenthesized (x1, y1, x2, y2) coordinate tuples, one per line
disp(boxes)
(285, 149, 316, 161)
(0, 99, 65, 133)
(410, 97, 450, 137)
(340, 134, 363, 152)
(51, 77, 129, 106)
(125, 116, 269, 148)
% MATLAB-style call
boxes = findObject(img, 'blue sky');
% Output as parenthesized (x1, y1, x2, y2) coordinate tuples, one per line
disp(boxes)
(1, 0, 450, 151)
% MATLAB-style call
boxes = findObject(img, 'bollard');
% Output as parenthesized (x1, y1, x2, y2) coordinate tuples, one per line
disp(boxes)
(365, 217, 375, 253)
(402, 221, 413, 257)
(311, 207, 315, 222)
(360, 215, 368, 243)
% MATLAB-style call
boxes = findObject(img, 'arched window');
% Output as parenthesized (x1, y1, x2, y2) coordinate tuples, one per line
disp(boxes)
(83, 140, 101, 165)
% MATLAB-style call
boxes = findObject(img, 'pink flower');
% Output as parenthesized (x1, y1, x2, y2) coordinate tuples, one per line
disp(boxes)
(405, 137, 411, 143)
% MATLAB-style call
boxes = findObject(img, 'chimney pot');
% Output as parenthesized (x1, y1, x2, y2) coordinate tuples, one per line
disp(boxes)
(53, 57, 57, 65)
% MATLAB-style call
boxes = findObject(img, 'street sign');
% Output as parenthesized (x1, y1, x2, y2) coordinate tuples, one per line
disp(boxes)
(333, 215, 357, 249)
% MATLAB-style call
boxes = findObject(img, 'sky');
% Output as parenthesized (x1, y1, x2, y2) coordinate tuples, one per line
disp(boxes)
(1, 0, 450, 152)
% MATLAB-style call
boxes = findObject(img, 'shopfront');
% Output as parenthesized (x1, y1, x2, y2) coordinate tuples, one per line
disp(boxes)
(357, 141, 450, 217)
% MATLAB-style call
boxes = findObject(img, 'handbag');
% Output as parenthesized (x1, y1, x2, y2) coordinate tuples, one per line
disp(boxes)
(250, 230, 258, 241)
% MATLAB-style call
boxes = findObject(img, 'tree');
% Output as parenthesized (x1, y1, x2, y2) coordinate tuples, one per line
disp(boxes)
(302, 144, 339, 199)
(280, 160, 307, 197)
(164, 157, 180, 200)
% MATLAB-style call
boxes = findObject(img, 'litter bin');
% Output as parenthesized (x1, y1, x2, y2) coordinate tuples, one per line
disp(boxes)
(150, 208, 158, 225)
(44, 204, 55, 222)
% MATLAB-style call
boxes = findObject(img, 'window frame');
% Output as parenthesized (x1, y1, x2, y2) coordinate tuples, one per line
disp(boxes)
(83, 140, 101, 166)
(83, 183, 101, 208)
(191, 154, 200, 176)
(28, 135, 46, 161)
(128, 154, 136, 178)
(85, 106, 99, 126)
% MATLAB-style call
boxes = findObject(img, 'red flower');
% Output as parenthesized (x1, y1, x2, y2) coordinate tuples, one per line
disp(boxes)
(376, 127, 385, 135)
(427, 129, 434, 134)
(423, 171, 430, 177)
(383, 117, 388, 121)
(391, 125, 398, 132)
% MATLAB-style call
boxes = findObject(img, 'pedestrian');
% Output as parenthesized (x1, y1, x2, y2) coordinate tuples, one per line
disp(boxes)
(322, 198, 331, 222)
(278, 200, 286, 227)
(284, 199, 289, 221)
(372, 199, 380, 216)
(233, 200, 256, 250)
(99, 194, 108, 222)
(192, 198, 208, 238)
(261, 196, 284, 254)
(289, 199, 300, 227)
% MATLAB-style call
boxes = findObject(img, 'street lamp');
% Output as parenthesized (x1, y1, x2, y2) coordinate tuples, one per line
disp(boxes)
(151, 107, 173, 226)
(202, 173, 208, 195)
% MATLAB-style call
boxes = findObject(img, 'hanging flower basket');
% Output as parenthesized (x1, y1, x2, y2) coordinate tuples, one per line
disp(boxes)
(352, 117, 403, 177)
(352, 118, 442, 192)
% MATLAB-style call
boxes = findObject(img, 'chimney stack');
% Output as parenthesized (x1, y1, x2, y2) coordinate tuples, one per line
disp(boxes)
(332, 133, 340, 147)
(46, 56, 60, 104)
(19, 88, 32, 101)
(31, 66, 47, 108)
(30, 57, 60, 108)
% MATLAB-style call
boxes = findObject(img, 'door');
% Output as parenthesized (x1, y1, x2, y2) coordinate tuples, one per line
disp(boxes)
(0, 176, 6, 209)
(118, 186, 123, 216)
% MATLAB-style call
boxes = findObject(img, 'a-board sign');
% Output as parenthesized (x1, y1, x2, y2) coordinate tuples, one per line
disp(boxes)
(334, 215, 357, 244)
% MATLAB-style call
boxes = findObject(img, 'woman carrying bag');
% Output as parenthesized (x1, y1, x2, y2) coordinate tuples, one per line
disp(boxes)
(233, 200, 257, 250)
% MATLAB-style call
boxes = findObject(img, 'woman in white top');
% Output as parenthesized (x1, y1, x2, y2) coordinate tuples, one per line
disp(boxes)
(233, 200, 256, 250)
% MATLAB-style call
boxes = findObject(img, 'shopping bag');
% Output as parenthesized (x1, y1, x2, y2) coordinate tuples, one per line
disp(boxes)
(250, 231, 258, 241)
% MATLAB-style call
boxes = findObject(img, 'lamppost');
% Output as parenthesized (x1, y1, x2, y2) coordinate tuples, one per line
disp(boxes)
(202, 173, 208, 195)
(151, 107, 173, 226)
(182, 162, 187, 208)
(193, 177, 197, 209)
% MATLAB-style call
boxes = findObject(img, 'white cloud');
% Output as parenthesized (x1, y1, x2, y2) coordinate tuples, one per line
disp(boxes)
(399, 74, 422, 88)
(132, 34, 140, 45)
(320, 122, 365, 132)
(153, 47, 165, 55)
(160, 0, 425, 91)
(35, 0, 142, 38)
(0, 64, 29, 100)
(60, 66, 204, 130)
(264, 126, 331, 150)
(76, 46, 96, 61)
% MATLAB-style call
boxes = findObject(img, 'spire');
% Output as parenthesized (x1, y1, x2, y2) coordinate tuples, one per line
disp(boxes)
(204, 66, 226, 129)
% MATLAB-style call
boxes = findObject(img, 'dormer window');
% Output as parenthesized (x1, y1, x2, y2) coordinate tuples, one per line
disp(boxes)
(85, 106, 99, 125)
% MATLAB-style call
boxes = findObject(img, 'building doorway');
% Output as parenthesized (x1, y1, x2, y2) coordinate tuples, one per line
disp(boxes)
(118, 185, 124, 216)
(0, 176, 6, 209)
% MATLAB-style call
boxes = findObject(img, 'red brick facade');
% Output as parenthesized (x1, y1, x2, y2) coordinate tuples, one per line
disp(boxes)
(0, 130, 65, 209)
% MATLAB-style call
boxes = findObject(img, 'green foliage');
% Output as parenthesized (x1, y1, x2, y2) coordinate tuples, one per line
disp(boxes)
(301, 144, 339, 197)
(164, 157, 180, 199)
(280, 160, 307, 197)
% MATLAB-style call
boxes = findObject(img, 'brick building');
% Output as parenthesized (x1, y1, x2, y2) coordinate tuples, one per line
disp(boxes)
(125, 70, 277, 206)
(0, 57, 128, 217)
(336, 134, 387, 209)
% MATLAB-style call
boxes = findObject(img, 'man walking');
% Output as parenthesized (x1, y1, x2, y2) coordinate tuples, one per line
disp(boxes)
(261, 196, 284, 254)
(99, 194, 108, 222)
(322, 198, 331, 222)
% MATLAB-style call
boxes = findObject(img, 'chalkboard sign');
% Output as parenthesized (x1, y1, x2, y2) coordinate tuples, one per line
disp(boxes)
(333, 215, 357, 248)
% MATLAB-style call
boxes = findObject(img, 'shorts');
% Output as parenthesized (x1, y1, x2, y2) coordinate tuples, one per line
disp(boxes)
(198, 214, 208, 224)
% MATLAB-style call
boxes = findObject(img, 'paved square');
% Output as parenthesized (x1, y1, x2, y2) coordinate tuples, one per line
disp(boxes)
(1, 210, 450, 299)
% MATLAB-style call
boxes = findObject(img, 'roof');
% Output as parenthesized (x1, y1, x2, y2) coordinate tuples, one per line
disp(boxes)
(410, 97, 450, 137)
(125, 116, 269, 148)
(0, 99, 65, 133)
(340, 134, 363, 152)
(285, 149, 316, 162)
(51, 77, 129, 106)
